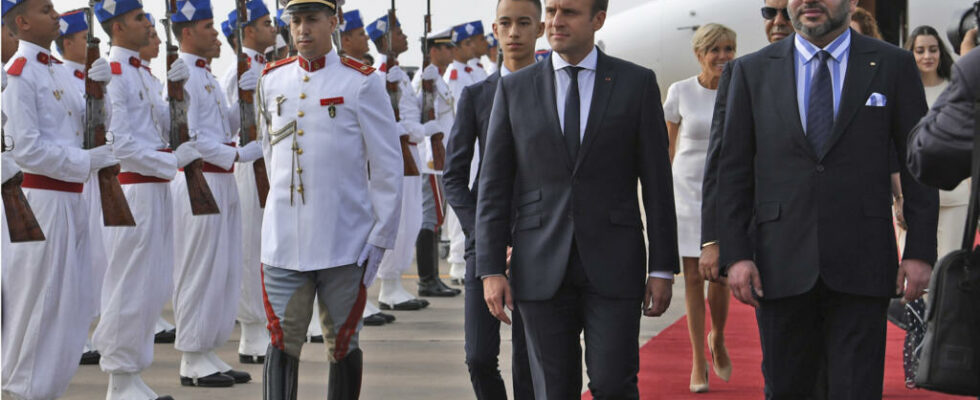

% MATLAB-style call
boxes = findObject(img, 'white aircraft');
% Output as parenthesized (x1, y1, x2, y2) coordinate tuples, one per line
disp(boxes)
(594, 0, 968, 92)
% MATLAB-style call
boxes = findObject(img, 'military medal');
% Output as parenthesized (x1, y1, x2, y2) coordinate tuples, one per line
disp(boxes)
(328, 105, 336, 118)
(321, 97, 344, 118)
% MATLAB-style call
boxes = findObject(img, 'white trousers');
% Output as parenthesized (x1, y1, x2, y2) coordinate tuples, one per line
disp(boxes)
(93, 182, 174, 373)
(234, 162, 270, 354)
(171, 171, 242, 353)
(83, 175, 107, 318)
(2, 188, 94, 400)
(376, 176, 423, 280)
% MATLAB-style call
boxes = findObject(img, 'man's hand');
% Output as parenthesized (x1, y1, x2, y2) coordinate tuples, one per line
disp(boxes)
(961, 27, 977, 55)
(699, 243, 722, 282)
(728, 260, 763, 307)
(167, 58, 189, 83)
(483, 275, 513, 325)
(88, 58, 113, 83)
(643, 277, 672, 317)
(893, 196, 907, 230)
(897, 259, 931, 303)
(357, 244, 386, 287)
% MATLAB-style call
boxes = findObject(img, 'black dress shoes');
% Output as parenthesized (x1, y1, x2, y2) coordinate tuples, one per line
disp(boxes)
(363, 313, 387, 326)
(308, 335, 324, 343)
(80, 350, 100, 365)
(154, 329, 176, 343)
(156, 396, 175, 400)
(378, 298, 430, 310)
(418, 279, 461, 297)
(239, 353, 265, 364)
(222, 369, 251, 384)
(180, 372, 235, 387)
(378, 312, 396, 323)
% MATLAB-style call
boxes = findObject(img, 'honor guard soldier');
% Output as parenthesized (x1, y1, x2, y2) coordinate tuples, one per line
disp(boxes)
(168, 0, 259, 388)
(411, 27, 465, 290)
(255, 0, 402, 396)
(484, 32, 498, 75)
(338, 9, 369, 63)
(219, 0, 278, 365)
(92, 0, 202, 397)
(1, 6, 18, 211)
(1, 0, 118, 397)
(56, 7, 110, 367)
(464, 21, 488, 81)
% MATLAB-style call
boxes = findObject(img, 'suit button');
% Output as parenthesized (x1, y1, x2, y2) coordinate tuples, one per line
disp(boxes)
(816, 165, 825, 173)
(298, 129, 304, 136)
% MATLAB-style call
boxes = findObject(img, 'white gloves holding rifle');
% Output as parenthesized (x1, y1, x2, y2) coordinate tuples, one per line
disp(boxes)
(236, 141, 263, 163)
(88, 145, 118, 172)
(88, 58, 113, 83)
(238, 67, 259, 92)
(385, 65, 408, 83)
(174, 142, 202, 168)
(167, 59, 189, 82)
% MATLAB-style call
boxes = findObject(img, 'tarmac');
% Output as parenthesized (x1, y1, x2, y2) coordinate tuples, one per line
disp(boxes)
(50, 259, 689, 400)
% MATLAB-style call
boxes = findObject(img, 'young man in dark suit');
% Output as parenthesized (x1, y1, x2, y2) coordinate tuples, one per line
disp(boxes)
(476, 0, 679, 397)
(444, 1, 543, 398)
(716, 0, 939, 398)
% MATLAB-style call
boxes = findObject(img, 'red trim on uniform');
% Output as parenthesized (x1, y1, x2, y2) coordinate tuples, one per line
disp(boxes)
(464, 66, 472, 73)
(477, 63, 484, 68)
(340, 56, 375, 75)
(262, 56, 297, 76)
(110, 61, 122, 75)
(254, 54, 265, 64)
(51, 55, 62, 64)
(21, 173, 83, 193)
(178, 143, 235, 173)
(449, 70, 458, 80)
(142, 65, 152, 73)
(259, 266, 286, 350)
(35, 52, 50, 65)
(298, 55, 326, 72)
(378, 63, 387, 73)
(73, 70, 85, 80)
(428, 174, 444, 227)
(320, 97, 344, 106)
(129, 57, 141, 68)
(118, 172, 170, 184)
(6, 57, 26, 76)
(333, 281, 367, 361)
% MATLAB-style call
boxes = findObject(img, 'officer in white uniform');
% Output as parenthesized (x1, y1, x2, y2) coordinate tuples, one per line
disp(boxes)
(218, 0, 278, 365)
(464, 21, 488, 82)
(91, 1, 201, 398)
(256, 0, 402, 396)
(1, 0, 116, 397)
(168, 0, 260, 388)
(484, 32, 499, 75)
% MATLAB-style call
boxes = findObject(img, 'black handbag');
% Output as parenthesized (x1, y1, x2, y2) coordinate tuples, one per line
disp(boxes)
(913, 100, 980, 396)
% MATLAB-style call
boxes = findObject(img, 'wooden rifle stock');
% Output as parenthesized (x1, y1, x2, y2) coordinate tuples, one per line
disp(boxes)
(385, 6, 418, 176)
(1, 172, 45, 242)
(85, 27, 136, 226)
(400, 135, 420, 176)
(234, 0, 270, 208)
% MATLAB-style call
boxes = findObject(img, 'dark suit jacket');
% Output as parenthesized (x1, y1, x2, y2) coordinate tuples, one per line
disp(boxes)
(445, 72, 500, 236)
(700, 63, 733, 249)
(476, 51, 680, 301)
(908, 48, 980, 190)
(717, 31, 939, 299)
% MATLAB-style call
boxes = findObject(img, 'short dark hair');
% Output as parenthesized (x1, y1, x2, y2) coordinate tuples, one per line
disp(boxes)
(591, 0, 608, 16)
(2, 1, 28, 35)
(496, 0, 543, 16)
(172, 21, 194, 41)
(904, 25, 954, 81)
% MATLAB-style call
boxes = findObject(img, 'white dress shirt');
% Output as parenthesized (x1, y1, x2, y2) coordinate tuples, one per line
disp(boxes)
(794, 29, 851, 133)
(552, 46, 597, 143)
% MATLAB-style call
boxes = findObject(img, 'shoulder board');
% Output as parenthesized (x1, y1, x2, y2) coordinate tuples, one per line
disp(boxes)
(110, 62, 122, 75)
(262, 56, 297, 76)
(450, 69, 458, 80)
(6, 57, 27, 76)
(341, 56, 375, 75)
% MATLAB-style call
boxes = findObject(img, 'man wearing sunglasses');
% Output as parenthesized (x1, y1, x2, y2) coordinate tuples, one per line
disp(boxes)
(762, 1, 794, 43)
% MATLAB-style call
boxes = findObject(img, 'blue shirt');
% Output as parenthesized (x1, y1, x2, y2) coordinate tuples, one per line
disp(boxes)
(794, 29, 851, 134)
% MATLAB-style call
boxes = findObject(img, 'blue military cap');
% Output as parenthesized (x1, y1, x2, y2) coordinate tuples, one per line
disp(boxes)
(220, 18, 232, 38)
(275, 8, 285, 27)
(2, 0, 24, 20)
(94, 0, 144, 23)
(145, 12, 154, 26)
(341, 9, 362, 33)
(365, 14, 399, 42)
(227, 0, 269, 27)
(59, 9, 88, 37)
(486, 33, 497, 49)
(170, 0, 213, 23)
(451, 21, 483, 44)
(534, 49, 551, 63)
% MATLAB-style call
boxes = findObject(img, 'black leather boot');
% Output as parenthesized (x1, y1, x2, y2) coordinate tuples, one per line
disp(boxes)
(328, 348, 363, 400)
(263, 346, 299, 400)
(416, 229, 461, 297)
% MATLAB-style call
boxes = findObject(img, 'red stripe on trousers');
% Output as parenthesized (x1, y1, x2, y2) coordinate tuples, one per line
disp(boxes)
(428, 174, 444, 227)
(332, 282, 367, 361)
(259, 266, 286, 350)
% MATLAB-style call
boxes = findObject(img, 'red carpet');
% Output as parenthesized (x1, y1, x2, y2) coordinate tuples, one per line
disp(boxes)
(583, 298, 973, 399)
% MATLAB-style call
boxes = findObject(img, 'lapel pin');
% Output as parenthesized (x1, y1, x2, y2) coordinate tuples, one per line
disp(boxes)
(605, 77, 612, 82)
(870, 61, 877, 66)
(328, 105, 337, 118)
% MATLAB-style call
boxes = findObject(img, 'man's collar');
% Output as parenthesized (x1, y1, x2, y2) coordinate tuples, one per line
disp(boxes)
(18, 40, 51, 59)
(795, 28, 851, 63)
(298, 49, 338, 72)
(552, 45, 598, 71)
(63, 59, 85, 72)
(110, 46, 140, 61)
(500, 64, 512, 77)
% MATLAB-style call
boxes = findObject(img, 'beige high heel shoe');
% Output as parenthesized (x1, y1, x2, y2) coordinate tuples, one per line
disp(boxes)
(708, 331, 733, 382)
(690, 363, 709, 393)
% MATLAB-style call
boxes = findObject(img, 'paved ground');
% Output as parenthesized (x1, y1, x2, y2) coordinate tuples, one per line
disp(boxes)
(48, 260, 688, 400)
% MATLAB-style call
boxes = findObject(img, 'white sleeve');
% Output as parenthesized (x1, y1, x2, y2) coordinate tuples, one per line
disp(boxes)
(357, 74, 403, 250)
(662, 80, 682, 124)
(396, 79, 424, 143)
(107, 74, 178, 179)
(184, 79, 238, 169)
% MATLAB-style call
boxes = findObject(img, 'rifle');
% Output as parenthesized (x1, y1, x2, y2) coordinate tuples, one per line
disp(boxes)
(1, 113, 45, 242)
(419, 0, 445, 171)
(385, 2, 419, 176)
(235, 0, 270, 208)
(84, 4, 136, 226)
(164, 0, 220, 215)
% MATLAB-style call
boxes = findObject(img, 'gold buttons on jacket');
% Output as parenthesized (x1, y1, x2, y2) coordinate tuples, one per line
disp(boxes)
(300, 93, 306, 99)
(297, 129, 304, 136)
(296, 148, 304, 155)
(303, 76, 309, 82)
(298, 111, 305, 117)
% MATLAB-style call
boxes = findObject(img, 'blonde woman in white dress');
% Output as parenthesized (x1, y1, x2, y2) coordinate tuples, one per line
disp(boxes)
(663, 23, 735, 394)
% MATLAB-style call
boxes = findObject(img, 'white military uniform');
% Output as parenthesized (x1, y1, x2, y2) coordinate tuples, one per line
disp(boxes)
(171, 52, 243, 378)
(411, 64, 455, 178)
(220, 47, 270, 359)
(1, 40, 97, 400)
(441, 59, 479, 278)
(91, 46, 179, 376)
(467, 57, 488, 82)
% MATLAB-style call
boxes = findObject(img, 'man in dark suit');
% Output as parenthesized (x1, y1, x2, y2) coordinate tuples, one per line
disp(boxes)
(476, 0, 679, 397)
(444, 0, 543, 398)
(716, 0, 939, 398)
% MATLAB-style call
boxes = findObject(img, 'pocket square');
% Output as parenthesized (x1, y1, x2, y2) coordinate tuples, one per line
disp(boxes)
(865, 92, 887, 107)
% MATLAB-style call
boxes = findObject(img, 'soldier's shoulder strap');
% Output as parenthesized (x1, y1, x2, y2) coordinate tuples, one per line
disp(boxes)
(340, 56, 375, 76)
(6, 57, 27, 76)
(262, 56, 298, 76)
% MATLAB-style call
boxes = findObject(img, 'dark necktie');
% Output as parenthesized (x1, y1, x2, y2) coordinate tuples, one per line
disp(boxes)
(806, 50, 834, 155)
(563, 66, 583, 161)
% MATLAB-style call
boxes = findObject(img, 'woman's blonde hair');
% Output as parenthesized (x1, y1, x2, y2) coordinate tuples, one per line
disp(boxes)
(692, 23, 737, 55)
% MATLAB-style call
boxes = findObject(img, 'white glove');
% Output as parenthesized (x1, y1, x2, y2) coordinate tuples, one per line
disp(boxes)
(421, 64, 441, 81)
(174, 142, 202, 168)
(88, 145, 118, 171)
(238, 67, 259, 91)
(423, 120, 443, 137)
(236, 141, 263, 163)
(88, 58, 112, 83)
(385, 65, 408, 84)
(167, 58, 189, 82)
(357, 244, 386, 287)
(1, 155, 21, 183)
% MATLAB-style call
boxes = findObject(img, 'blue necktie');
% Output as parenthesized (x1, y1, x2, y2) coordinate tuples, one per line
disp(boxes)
(563, 66, 583, 161)
(806, 50, 834, 155)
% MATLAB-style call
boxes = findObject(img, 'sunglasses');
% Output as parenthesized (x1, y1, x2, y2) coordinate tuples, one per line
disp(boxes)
(761, 7, 790, 21)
